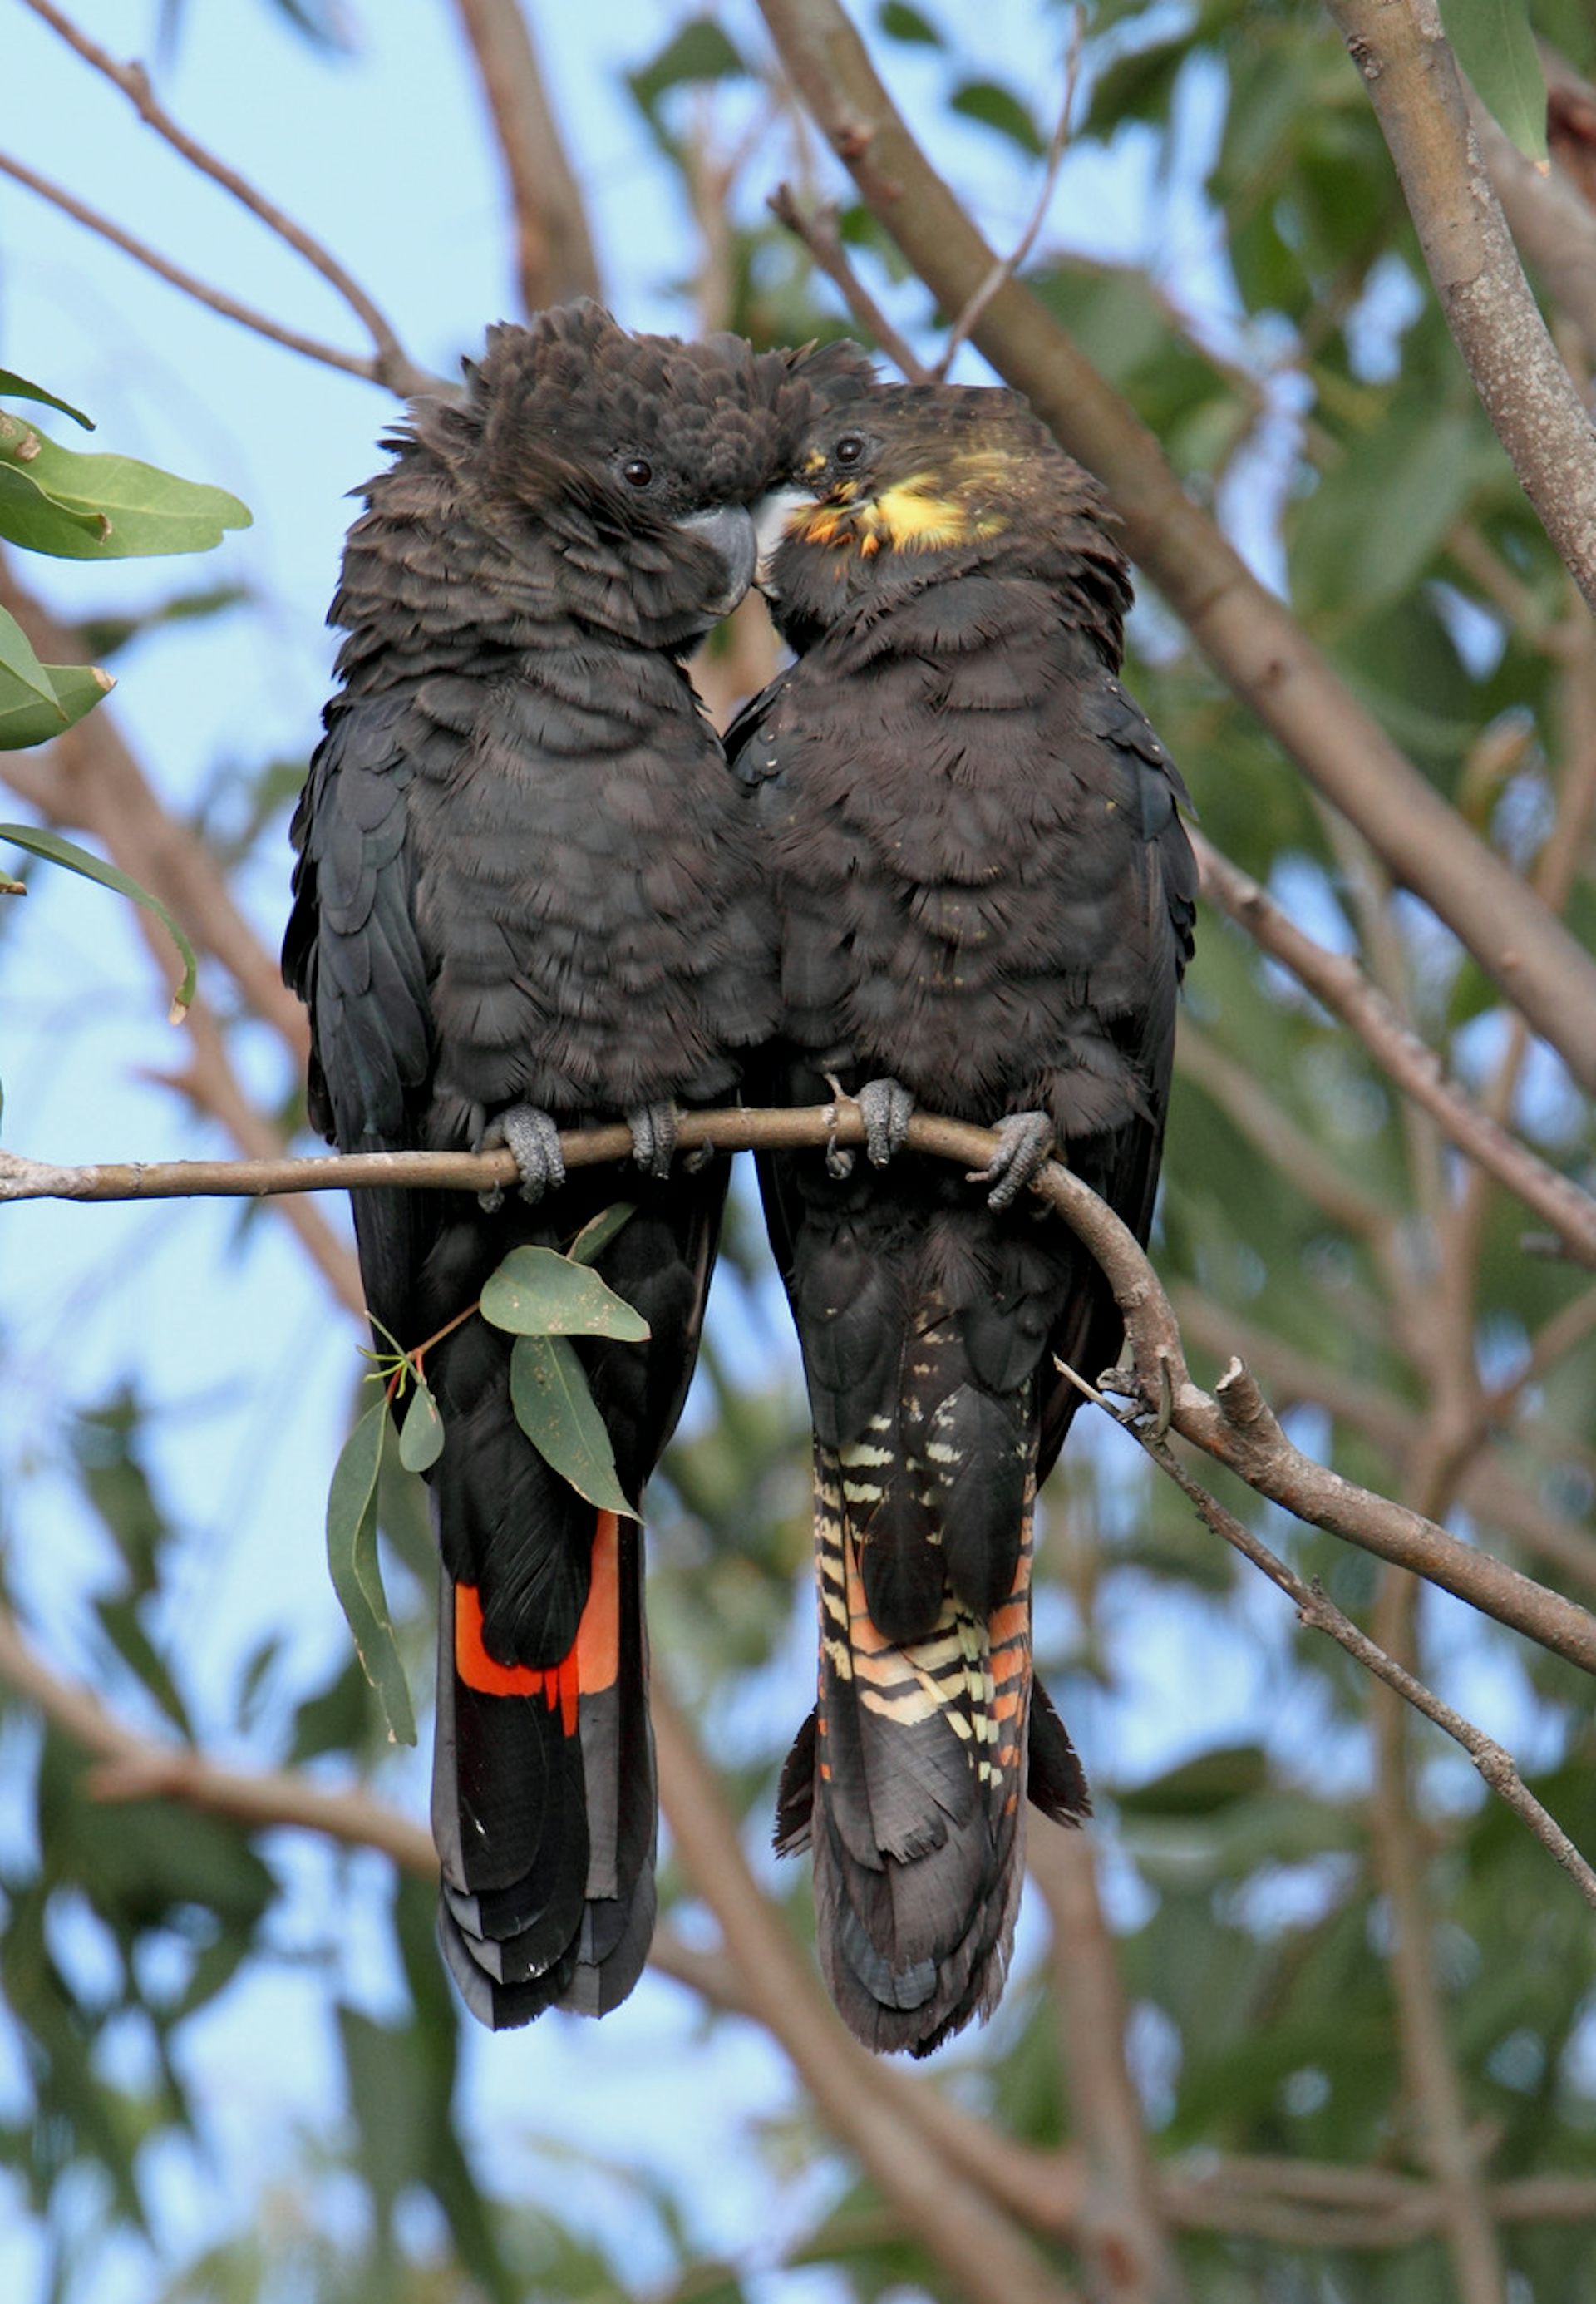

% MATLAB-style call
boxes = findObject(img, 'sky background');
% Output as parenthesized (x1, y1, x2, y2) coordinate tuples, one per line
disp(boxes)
(0, 5, 1555, 2298)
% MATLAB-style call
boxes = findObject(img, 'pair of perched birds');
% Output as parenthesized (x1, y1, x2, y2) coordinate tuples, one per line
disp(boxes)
(283, 302, 1196, 2059)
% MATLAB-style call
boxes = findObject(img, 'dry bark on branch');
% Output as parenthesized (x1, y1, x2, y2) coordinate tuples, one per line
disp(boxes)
(1325, 0, 1596, 614)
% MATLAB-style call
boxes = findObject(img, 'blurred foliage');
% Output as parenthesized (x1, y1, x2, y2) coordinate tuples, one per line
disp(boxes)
(4, 1, 1596, 2301)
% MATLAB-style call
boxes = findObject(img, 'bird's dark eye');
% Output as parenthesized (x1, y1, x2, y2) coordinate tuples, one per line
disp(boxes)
(834, 436, 864, 468)
(621, 457, 653, 488)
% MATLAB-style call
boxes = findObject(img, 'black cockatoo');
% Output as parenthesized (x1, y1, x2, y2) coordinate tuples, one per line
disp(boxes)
(731, 382, 1197, 2055)
(284, 304, 866, 2028)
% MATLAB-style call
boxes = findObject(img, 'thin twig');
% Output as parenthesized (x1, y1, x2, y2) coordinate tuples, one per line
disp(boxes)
(1368, 1564, 1506, 2303)
(17, 0, 435, 397)
(1054, 1366, 1596, 1913)
(767, 184, 929, 378)
(933, 7, 1084, 377)
(1195, 831, 1596, 1270)
(0, 151, 385, 386)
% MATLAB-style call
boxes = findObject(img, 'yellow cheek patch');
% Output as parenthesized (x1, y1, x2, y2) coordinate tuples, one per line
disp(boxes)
(861, 476, 995, 551)
(790, 455, 1014, 560)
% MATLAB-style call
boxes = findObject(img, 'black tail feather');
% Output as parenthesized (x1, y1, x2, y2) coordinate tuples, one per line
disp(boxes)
(430, 1511, 656, 2029)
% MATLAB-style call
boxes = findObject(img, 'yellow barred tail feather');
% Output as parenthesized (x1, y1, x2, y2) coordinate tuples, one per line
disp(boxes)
(780, 1443, 1087, 2056)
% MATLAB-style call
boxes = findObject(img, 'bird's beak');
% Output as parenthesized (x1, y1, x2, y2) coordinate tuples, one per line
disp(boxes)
(752, 486, 813, 595)
(677, 503, 758, 617)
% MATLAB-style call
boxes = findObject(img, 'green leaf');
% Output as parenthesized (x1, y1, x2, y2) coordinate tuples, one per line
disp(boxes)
(878, 0, 943, 43)
(1441, 0, 1548, 163)
(0, 656, 112, 750)
(0, 457, 111, 555)
(325, 1399, 417, 1744)
(398, 1379, 444, 1473)
(0, 430, 250, 560)
(0, 368, 93, 428)
(0, 604, 60, 709)
(480, 1243, 650, 1340)
(0, 825, 195, 1018)
(948, 78, 1047, 157)
(567, 1200, 638, 1266)
(510, 1334, 638, 1519)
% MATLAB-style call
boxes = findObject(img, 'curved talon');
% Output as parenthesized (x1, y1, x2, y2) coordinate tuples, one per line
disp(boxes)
(627, 1101, 678, 1180)
(477, 1103, 566, 1210)
(856, 1075, 914, 1167)
(968, 1109, 1055, 1211)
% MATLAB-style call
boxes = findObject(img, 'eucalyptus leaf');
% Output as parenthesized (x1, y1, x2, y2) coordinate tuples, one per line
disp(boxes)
(325, 1399, 417, 1744)
(398, 1379, 445, 1473)
(0, 368, 93, 428)
(0, 606, 60, 709)
(567, 1201, 639, 1267)
(0, 824, 195, 1018)
(510, 1334, 638, 1519)
(0, 659, 112, 750)
(948, 78, 1046, 157)
(878, 0, 943, 42)
(480, 1244, 649, 1340)
(0, 430, 250, 560)
(1441, 0, 1548, 164)
(0, 459, 111, 555)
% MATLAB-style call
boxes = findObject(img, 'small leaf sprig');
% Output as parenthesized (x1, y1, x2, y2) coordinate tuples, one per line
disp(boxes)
(324, 1202, 647, 1740)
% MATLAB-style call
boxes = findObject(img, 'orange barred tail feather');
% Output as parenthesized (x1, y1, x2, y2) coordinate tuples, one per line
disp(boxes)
(776, 1444, 1088, 2058)
(433, 1510, 657, 2029)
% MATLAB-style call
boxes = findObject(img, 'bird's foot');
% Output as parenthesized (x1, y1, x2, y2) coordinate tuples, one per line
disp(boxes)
(968, 1109, 1055, 1211)
(626, 1102, 678, 1180)
(476, 1104, 566, 1211)
(856, 1076, 915, 1168)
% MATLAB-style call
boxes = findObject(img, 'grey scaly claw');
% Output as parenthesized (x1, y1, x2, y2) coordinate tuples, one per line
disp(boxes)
(627, 1102, 678, 1180)
(856, 1075, 915, 1167)
(968, 1109, 1055, 1211)
(477, 1103, 566, 1210)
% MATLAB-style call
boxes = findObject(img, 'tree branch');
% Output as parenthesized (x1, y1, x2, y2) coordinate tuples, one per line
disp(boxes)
(0, 572, 312, 1056)
(7, 1578, 1595, 2254)
(0, 150, 392, 387)
(448, 0, 603, 314)
(1470, 93, 1596, 369)
(1170, 1285, 1596, 1597)
(652, 1685, 1084, 2304)
(1088, 1398, 1596, 1915)
(1325, 0, 1596, 613)
(1028, 1827, 1192, 2301)
(753, 0, 1596, 1093)
(17, 0, 436, 396)
(7, 1103, 1596, 1685)
(933, 8, 1083, 378)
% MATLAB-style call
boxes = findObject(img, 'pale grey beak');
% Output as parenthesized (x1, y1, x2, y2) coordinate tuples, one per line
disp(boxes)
(753, 486, 812, 595)
(678, 502, 758, 617)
